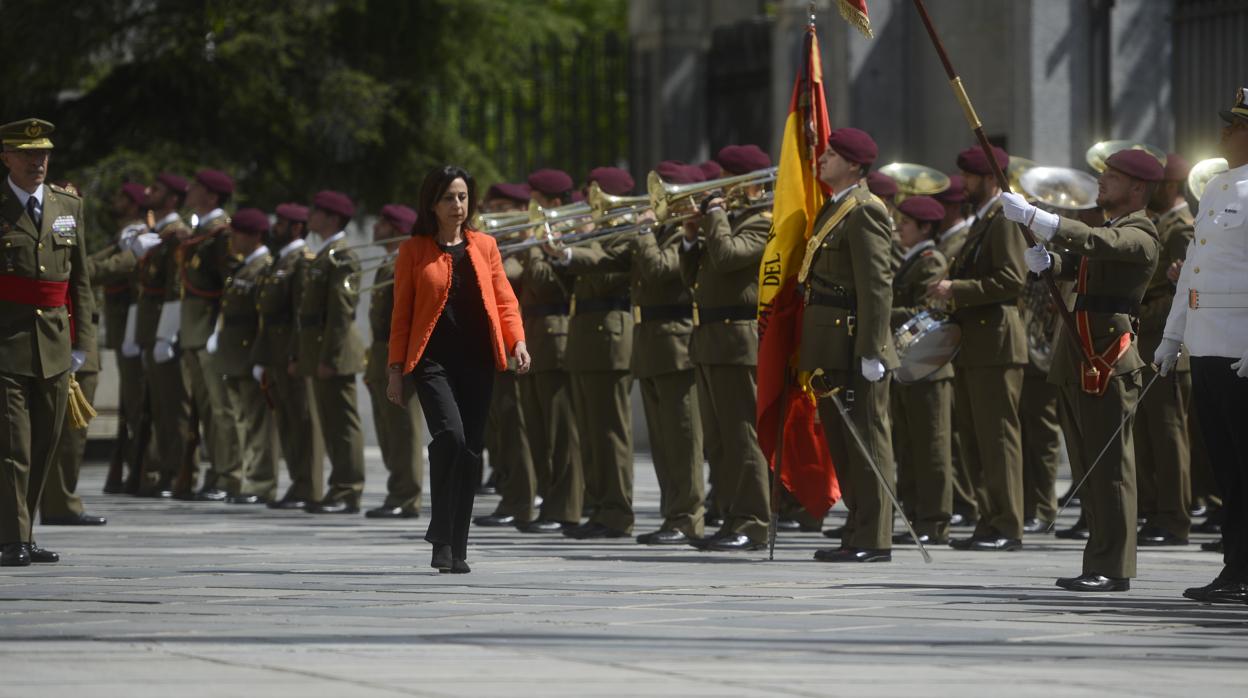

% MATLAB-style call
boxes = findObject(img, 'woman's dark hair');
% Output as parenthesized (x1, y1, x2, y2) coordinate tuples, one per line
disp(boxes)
(413, 165, 477, 237)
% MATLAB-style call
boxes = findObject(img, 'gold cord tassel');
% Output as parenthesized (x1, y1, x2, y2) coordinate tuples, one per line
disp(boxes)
(67, 374, 97, 430)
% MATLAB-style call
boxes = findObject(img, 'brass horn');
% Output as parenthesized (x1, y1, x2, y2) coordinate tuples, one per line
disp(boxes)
(1019, 166, 1099, 211)
(1186, 157, 1229, 201)
(1085, 140, 1166, 173)
(587, 181, 650, 219)
(648, 167, 777, 221)
(877, 162, 950, 198)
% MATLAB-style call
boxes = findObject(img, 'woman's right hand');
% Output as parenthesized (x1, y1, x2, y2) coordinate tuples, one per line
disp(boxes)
(386, 369, 405, 406)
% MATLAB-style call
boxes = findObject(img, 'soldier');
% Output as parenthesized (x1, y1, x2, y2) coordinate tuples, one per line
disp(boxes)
(299, 190, 367, 513)
(889, 195, 953, 545)
(257, 203, 324, 509)
(181, 169, 243, 500)
(538, 167, 635, 539)
(0, 118, 93, 566)
(801, 128, 898, 563)
(363, 204, 425, 519)
(135, 173, 195, 497)
(928, 145, 1028, 552)
(681, 145, 773, 550)
(1004, 148, 1162, 591)
(214, 208, 278, 504)
(1134, 153, 1196, 546)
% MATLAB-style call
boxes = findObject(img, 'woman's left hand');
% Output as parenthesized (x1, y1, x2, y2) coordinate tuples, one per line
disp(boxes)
(513, 341, 531, 375)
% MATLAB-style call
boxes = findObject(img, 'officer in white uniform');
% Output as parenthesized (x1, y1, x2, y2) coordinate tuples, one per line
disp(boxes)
(1157, 88, 1248, 605)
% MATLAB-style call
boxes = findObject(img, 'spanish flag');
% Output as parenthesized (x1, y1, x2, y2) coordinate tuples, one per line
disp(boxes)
(755, 21, 838, 518)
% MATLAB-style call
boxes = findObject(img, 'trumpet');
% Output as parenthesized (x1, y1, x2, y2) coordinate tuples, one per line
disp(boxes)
(480, 199, 594, 240)
(587, 182, 651, 220)
(648, 166, 777, 220)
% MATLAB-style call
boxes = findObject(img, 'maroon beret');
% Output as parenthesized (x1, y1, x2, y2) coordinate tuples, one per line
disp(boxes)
(1105, 149, 1164, 183)
(956, 145, 1009, 176)
(527, 168, 573, 196)
(716, 144, 772, 175)
(120, 182, 147, 207)
(656, 160, 704, 185)
(897, 195, 945, 224)
(587, 167, 635, 196)
(486, 182, 531, 204)
(275, 202, 308, 222)
(1162, 153, 1190, 182)
(195, 169, 235, 196)
(156, 172, 189, 194)
(380, 203, 417, 234)
(570, 190, 586, 203)
(934, 174, 966, 204)
(866, 171, 898, 199)
(827, 128, 878, 166)
(230, 207, 270, 235)
(313, 189, 355, 219)
(698, 161, 723, 180)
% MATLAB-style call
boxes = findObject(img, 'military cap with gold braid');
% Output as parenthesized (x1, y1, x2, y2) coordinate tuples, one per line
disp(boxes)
(0, 118, 55, 150)
(1220, 87, 1248, 125)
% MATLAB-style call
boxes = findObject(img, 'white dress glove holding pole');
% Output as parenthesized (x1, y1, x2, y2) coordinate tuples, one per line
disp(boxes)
(861, 357, 885, 383)
(1000, 191, 1059, 241)
(1024, 244, 1052, 274)
(206, 331, 219, 355)
(70, 350, 86, 374)
(1153, 338, 1182, 377)
(129, 232, 162, 257)
(153, 339, 176, 364)
(252, 365, 265, 383)
(1231, 346, 1248, 379)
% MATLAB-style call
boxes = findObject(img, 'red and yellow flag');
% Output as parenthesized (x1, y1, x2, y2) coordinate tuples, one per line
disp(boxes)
(756, 22, 838, 518)
(838, 0, 874, 39)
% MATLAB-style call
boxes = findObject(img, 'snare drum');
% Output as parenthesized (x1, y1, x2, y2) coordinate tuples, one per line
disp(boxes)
(893, 310, 961, 384)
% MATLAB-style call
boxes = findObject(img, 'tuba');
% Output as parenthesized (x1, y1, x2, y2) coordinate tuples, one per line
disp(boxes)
(1186, 157, 1229, 201)
(1085, 140, 1166, 173)
(877, 162, 949, 202)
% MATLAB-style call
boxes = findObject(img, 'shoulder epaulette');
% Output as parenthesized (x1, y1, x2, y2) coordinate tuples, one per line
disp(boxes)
(48, 183, 81, 200)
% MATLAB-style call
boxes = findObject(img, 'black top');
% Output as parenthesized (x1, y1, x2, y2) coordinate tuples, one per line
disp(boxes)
(423, 240, 493, 368)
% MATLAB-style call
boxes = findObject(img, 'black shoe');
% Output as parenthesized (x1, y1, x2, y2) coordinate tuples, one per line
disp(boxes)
(1201, 539, 1224, 553)
(1137, 526, 1188, 547)
(441, 558, 471, 574)
(1183, 572, 1233, 602)
(476, 484, 497, 496)
(26, 543, 59, 563)
(822, 525, 845, 540)
(562, 522, 628, 540)
(268, 497, 309, 510)
(705, 534, 765, 552)
(1192, 519, 1222, 535)
(305, 499, 359, 514)
(1055, 524, 1090, 540)
(687, 533, 723, 550)
(949, 536, 1022, 551)
(365, 506, 419, 519)
(225, 494, 266, 505)
(194, 488, 229, 502)
(704, 515, 724, 529)
(431, 544, 452, 570)
(170, 489, 196, 501)
(1190, 504, 1209, 518)
(892, 532, 945, 545)
(42, 513, 107, 526)
(473, 513, 517, 527)
(1022, 518, 1051, 534)
(949, 513, 977, 528)
(518, 520, 573, 534)
(814, 547, 891, 563)
(1206, 582, 1248, 604)
(0, 543, 30, 567)
(775, 519, 801, 531)
(102, 480, 126, 495)
(1056, 573, 1129, 592)
(1057, 489, 1080, 508)
(636, 529, 689, 545)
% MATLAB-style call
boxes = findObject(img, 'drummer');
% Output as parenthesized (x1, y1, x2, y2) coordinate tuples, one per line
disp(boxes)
(889, 196, 955, 545)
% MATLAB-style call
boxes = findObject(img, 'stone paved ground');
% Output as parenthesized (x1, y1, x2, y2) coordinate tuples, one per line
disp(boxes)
(1, 452, 1245, 697)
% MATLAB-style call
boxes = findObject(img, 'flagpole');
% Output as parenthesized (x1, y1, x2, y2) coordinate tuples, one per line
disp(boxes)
(909, 0, 1092, 368)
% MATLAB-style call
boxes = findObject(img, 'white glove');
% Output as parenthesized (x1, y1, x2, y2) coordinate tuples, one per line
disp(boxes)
(206, 331, 219, 354)
(69, 350, 86, 374)
(1024, 244, 1052, 274)
(252, 365, 265, 383)
(1153, 338, 1181, 377)
(153, 339, 176, 364)
(128, 232, 162, 256)
(861, 357, 885, 382)
(1230, 347, 1248, 379)
(121, 341, 142, 358)
(1001, 191, 1059, 240)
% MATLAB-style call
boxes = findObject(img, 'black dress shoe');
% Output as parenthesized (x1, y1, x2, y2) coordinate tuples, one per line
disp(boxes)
(775, 519, 801, 531)
(170, 489, 196, 501)
(1137, 526, 1188, 547)
(705, 534, 765, 552)
(949, 513, 977, 528)
(892, 532, 945, 545)
(0, 543, 30, 567)
(562, 522, 628, 540)
(365, 506, 419, 519)
(1057, 489, 1080, 508)
(518, 519, 573, 534)
(430, 544, 452, 570)
(1183, 572, 1233, 601)
(473, 513, 517, 527)
(43, 513, 107, 526)
(194, 488, 229, 502)
(268, 498, 309, 510)
(1192, 519, 1222, 535)
(1022, 518, 1051, 534)
(950, 536, 1022, 551)
(1190, 504, 1209, 518)
(305, 500, 359, 514)
(637, 529, 690, 545)
(704, 515, 725, 529)
(441, 558, 471, 574)
(1055, 523, 1090, 540)
(1201, 539, 1224, 553)
(26, 543, 59, 563)
(1203, 582, 1248, 605)
(226, 494, 266, 505)
(822, 525, 845, 539)
(814, 547, 891, 563)
(687, 533, 723, 550)
(1056, 573, 1129, 592)
(102, 480, 126, 495)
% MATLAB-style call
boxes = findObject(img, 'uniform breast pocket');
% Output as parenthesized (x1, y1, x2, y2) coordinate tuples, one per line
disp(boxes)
(51, 233, 78, 274)
(1, 234, 34, 273)
(1212, 206, 1245, 233)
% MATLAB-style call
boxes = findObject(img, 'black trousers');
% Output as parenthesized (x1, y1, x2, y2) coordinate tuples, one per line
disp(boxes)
(1191, 356, 1248, 582)
(413, 356, 494, 560)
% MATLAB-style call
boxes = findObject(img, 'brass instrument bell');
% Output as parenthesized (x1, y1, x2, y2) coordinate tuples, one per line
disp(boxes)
(1019, 166, 1100, 211)
(1085, 140, 1166, 173)
(1186, 157, 1229, 201)
(877, 162, 950, 199)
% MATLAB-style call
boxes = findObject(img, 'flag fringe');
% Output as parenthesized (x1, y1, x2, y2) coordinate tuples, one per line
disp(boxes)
(837, 0, 874, 39)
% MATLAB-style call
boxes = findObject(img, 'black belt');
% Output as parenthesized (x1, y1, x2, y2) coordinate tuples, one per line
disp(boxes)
(697, 305, 755, 323)
(299, 312, 323, 327)
(523, 302, 571, 318)
(575, 297, 630, 314)
(805, 288, 857, 309)
(638, 304, 693, 323)
(1074, 294, 1139, 315)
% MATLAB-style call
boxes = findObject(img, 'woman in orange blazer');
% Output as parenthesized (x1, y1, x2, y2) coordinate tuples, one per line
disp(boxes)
(387, 165, 529, 574)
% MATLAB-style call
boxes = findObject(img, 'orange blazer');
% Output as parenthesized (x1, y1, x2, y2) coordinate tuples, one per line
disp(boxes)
(388, 230, 525, 374)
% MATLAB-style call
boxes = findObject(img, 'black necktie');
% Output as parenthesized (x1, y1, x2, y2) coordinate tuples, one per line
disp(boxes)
(26, 196, 41, 230)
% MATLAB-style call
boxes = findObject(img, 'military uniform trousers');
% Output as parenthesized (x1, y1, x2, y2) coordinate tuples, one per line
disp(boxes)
(1190, 357, 1248, 581)
(116, 352, 146, 479)
(1021, 369, 1063, 525)
(224, 375, 279, 501)
(1135, 370, 1192, 538)
(892, 377, 953, 541)
(270, 368, 323, 503)
(696, 364, 768, 542)
(949, 396, 978, 521)
(142, 349, 194, 488)
(1058, 371, 1142, 579)
(570, 370, 633, 533)
(640, 368, 704, 538)
(0, 370, 69, 544)
(487, 370, 535, 522)
(1189, 401, 1221, 514)
(518, 370, 582, 524)
(184, 348, 242, 492)
(314, 374, 366, 505)
(814, 370, 895, 551)
(40, 371, 97, 519)
(954, 365, 1025, 540)
(365, 362, 425, 512)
